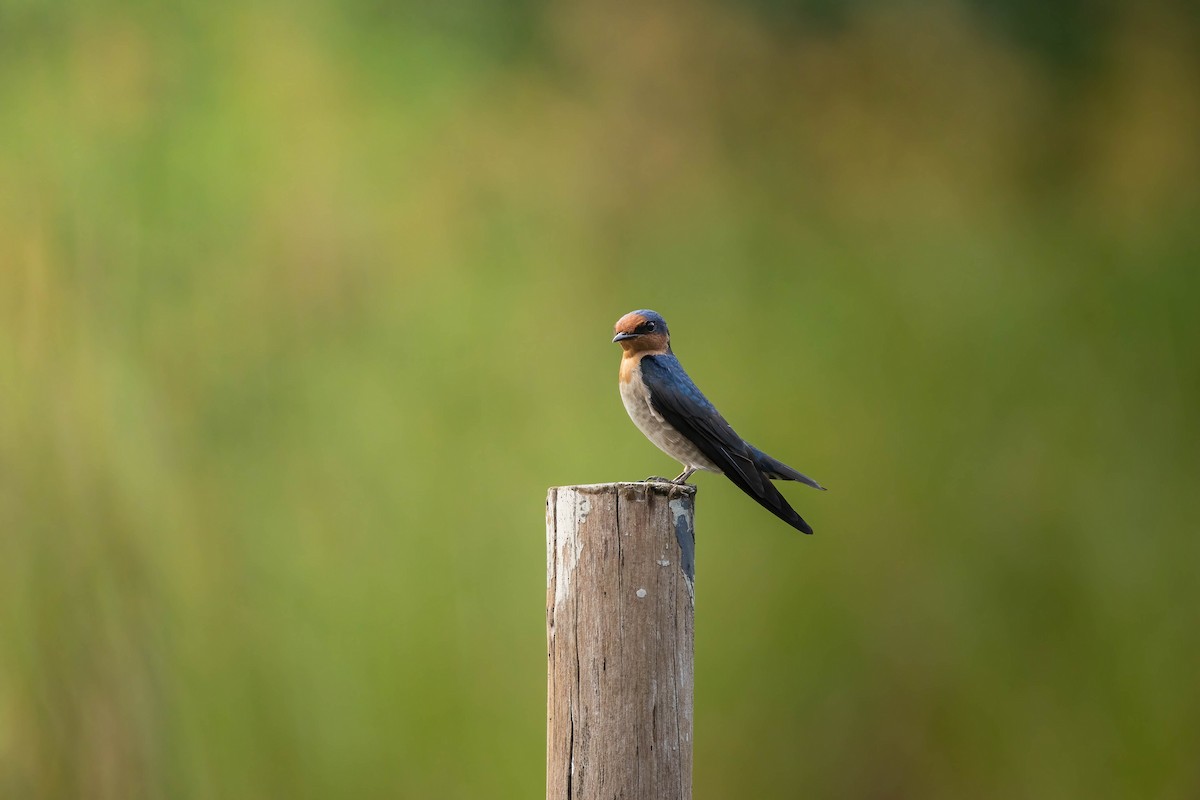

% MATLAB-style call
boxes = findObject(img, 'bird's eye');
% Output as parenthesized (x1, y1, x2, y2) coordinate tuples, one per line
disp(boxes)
(645, 322, 656, 331)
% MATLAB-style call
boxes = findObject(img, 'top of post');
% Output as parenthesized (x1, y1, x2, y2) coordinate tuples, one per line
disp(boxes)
(548, 481, 698, 497)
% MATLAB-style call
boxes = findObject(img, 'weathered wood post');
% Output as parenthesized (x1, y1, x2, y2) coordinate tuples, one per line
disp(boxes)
(546, 482, 697, 800)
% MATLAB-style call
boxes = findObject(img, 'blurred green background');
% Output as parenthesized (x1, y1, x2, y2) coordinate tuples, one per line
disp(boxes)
(2, 0, 1198, 797)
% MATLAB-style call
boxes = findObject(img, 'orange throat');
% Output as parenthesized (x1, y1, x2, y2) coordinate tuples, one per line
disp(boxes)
(619, 352, 638, 384)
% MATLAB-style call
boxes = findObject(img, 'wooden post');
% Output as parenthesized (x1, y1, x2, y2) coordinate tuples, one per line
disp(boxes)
(546, 482, 697, 800)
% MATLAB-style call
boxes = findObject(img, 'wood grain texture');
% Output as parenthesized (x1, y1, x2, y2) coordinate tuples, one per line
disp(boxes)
(546, 482, 696, 800)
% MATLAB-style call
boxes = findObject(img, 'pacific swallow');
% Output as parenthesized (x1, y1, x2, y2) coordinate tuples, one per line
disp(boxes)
(613, 309, 825, 534)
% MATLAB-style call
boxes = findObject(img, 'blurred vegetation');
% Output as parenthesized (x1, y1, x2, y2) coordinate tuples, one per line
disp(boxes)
(1, 0, 1198, 797)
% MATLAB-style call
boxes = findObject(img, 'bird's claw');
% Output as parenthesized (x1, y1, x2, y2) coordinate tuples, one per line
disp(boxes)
(642, 474, 694, 486)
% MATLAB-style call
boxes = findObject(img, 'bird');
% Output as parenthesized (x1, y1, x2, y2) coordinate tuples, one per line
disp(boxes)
(612, 309, 825, 534)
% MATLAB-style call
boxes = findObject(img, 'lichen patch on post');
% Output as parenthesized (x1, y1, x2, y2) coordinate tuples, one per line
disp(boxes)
(669, 497, 696, 601)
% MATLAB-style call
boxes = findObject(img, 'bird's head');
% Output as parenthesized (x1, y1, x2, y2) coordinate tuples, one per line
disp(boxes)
(612, 310, 671, 354)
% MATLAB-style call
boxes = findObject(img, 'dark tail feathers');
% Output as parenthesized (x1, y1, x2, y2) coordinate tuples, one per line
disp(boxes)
(752, 447, 826, 491)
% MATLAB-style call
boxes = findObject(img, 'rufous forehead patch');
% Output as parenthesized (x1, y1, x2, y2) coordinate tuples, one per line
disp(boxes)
(614, 311, 649, 334)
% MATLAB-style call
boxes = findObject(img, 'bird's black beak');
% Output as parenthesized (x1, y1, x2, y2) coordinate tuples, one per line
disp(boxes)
(612, 332, 639, 342)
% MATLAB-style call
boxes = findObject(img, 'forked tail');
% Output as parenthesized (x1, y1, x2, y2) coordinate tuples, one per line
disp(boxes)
(751, 446, 826, 491)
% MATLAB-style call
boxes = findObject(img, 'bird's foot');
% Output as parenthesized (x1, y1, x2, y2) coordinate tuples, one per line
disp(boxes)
(642, 475, 673, 484)
(670, 467, 698, 485)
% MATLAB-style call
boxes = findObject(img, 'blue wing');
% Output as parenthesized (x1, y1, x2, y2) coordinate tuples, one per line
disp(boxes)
(639, 354, 817, 534)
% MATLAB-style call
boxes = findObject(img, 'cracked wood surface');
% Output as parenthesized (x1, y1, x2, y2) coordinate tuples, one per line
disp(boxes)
(546, 482, 696, 800)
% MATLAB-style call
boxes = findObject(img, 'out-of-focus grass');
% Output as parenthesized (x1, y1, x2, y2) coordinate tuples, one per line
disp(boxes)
(1, 0, 1198, 798)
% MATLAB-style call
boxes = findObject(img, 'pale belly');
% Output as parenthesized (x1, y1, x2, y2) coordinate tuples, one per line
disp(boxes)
(620, 370, 722, 473)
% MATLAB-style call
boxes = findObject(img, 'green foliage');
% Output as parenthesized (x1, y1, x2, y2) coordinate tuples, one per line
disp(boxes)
(1, 0, 1198, 797)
